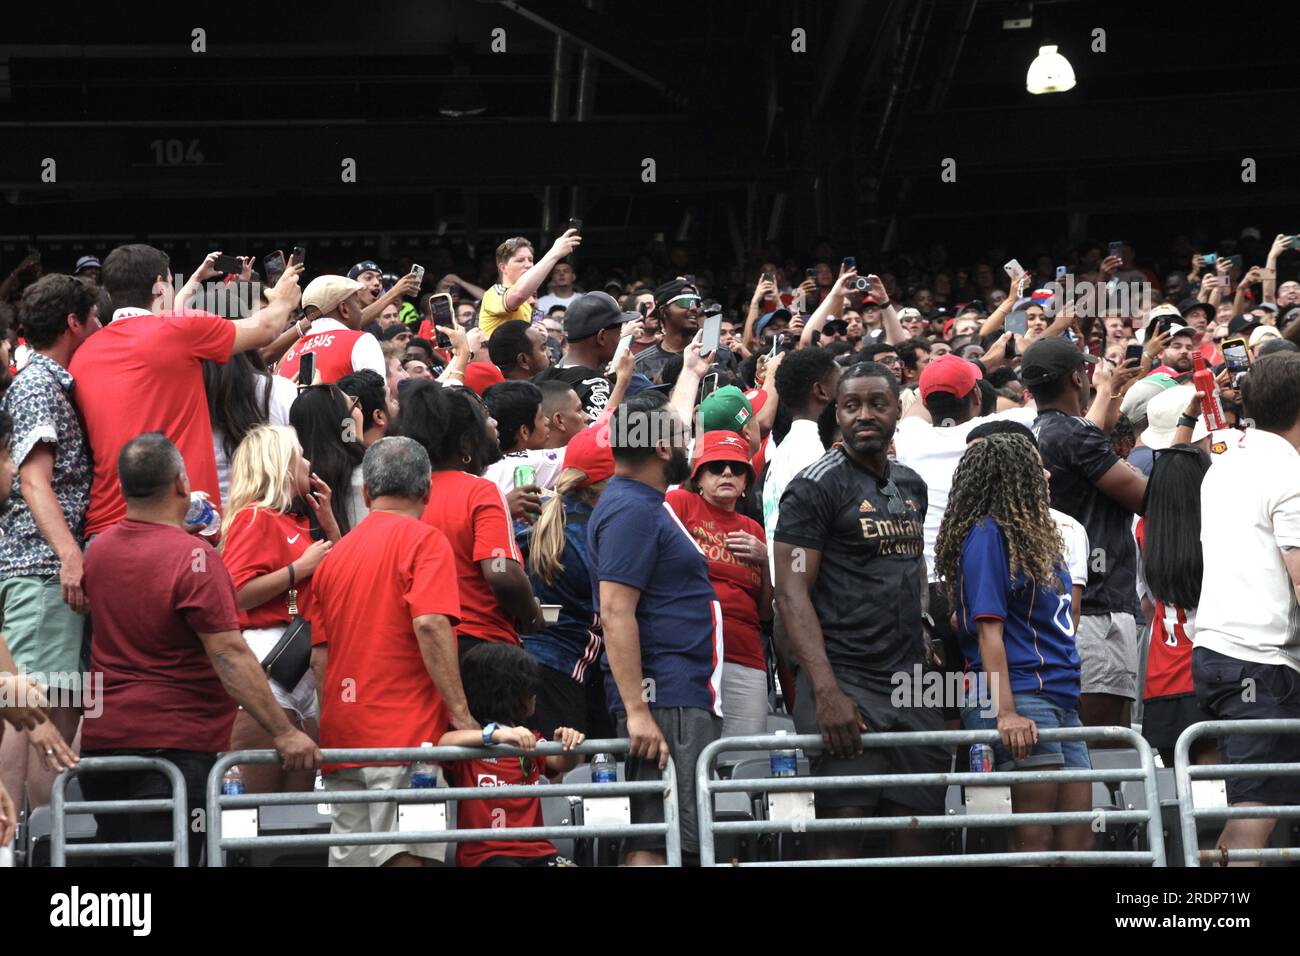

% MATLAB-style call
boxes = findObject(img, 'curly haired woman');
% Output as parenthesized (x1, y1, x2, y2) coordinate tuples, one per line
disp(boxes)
(935, 431, 1090, 857)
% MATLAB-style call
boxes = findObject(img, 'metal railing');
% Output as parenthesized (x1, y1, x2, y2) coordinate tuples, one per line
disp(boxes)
(206, 739, 680, 866)
(1174, 718, 1300, 866)
(50, 756, 190, 866)
(696, 727, 1166, 866)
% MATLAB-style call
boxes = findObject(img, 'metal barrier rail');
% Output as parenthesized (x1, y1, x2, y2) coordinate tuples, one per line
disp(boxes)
(696, 726, 1165, 867)
(206, 739, 680, 866)
(1174, 718, 1300, 866)
(50, 756, 190, 866)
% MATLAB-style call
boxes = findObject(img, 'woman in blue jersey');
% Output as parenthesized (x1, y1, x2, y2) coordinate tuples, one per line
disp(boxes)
(935, 431, 1091, 857)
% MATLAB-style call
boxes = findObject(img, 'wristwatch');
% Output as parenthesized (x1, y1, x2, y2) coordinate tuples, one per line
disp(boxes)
(482, 722, 499, 746)
(1177, 414, 1198, 429)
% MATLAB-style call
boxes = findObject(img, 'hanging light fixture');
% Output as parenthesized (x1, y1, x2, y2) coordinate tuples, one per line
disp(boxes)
(1026, 43, 1075, 94)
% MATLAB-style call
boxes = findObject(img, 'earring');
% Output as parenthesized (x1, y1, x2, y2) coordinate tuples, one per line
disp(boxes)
(462, 454, 472, 464)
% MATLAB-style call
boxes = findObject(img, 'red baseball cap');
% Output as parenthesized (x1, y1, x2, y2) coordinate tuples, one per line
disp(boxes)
(563, 419, 615, 487)
(918, 354, 983, 400)
(691, 430, 755, 481)
(461, 361, 505, 395)
(743, 387, 768, 418)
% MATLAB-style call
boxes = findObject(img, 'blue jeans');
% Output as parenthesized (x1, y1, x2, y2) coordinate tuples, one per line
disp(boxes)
(961, 692, 1090, 772)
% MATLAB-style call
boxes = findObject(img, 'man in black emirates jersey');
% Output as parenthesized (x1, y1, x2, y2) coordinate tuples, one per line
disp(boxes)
(774, 361, 947, 860)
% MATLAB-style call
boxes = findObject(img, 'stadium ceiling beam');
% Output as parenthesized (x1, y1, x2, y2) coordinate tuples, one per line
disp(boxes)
(496, 1, 680, 105)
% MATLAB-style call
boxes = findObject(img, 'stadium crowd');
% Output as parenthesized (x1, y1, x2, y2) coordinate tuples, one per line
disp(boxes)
(1, 222, 1300, 866)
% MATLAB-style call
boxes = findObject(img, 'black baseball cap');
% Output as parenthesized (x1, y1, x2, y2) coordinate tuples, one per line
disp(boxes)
(1019, 336, 1099, 386)
(1226, 314, 1260, 336)
(563, 292, 625, 341)
(654, 278, 699, 308)
(347, 260, 382, 280)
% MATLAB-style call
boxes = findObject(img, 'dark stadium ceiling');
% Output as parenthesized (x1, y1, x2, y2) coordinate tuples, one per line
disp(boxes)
(0, 0, 1296, 259)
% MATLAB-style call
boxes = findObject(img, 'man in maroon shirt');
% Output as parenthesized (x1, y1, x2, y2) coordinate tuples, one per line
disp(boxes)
(80, 433, 319, 865)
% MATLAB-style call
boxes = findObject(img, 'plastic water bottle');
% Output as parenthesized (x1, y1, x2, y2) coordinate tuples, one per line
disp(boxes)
(186, 491, 221, 537)
(591, 753, 617, 784)
(221, 765, 245, 796)
(770, 730, 798, 777)
(411, 742, 438, 789)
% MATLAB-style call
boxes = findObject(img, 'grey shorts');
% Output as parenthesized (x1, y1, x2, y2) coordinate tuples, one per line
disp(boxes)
(1076, 612, 1138, 699)
(616, 707, 721, 857)
(324, 764, 448, 867)
(793, 672, 948, 814)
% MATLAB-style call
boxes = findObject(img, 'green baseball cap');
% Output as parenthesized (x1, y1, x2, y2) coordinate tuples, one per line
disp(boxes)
(698, 385, 754, 433)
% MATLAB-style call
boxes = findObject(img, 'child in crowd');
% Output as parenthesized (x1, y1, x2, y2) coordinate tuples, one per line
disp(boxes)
(439, 642, 585, 866)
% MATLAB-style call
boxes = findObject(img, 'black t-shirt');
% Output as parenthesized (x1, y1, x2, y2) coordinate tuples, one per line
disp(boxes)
(634, 343, 737, 384)
(775, 447, 928, 690)
(533, 364, 613, 423)
(1033, 408, 1136, 615)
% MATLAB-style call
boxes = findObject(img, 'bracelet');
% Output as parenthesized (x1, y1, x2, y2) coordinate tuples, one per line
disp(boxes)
(287, 562, 296, 589)
(1177, 414, 1198, 429)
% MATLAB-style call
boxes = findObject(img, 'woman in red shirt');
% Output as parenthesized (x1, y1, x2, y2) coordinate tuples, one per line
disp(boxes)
(396, 382, 544, 656)
(1138, 444, 1217, 767)
(667, 430, 771, 736)
(220, 424, 342, 793)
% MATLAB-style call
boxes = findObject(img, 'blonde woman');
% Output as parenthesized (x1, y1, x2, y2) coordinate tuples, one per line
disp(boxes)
(514, 422, 615, 740)
(220, 425, 340, 793)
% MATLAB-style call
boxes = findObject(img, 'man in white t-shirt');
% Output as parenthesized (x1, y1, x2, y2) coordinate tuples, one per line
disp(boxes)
(1194, 353, 1300, 861)
(762, 348, 842, 579)
(537, 261, 580, 315)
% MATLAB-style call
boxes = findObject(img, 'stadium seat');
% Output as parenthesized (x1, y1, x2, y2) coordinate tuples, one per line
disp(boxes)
(539, 790, 577, 861)
(711, 790, 757, 864)
(764, 713, 797, 735)
(562, 761, 627, 866)
(28, 777, 96, 867)
(26, 803, 98, 867)
(246, 801, 333, 868)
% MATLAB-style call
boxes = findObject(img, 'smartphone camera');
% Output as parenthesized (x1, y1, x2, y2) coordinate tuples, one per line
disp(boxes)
(849, 276, 870, 292)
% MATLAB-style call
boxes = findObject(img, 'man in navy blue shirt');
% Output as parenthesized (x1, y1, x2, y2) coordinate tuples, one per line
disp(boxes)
(588, 391, 723, 865)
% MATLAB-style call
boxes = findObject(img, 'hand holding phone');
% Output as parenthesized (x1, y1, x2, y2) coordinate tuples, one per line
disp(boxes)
(212, 254, 243, 276)
(700, 313, 722, 359)
(298, 352, 317, 389)
(1108, 241, 1124, 260)
(290, 246, 307, 267)
(607, 333, 634, 374)
(429, 292, 453, 326)
(264, 250, 287, 287)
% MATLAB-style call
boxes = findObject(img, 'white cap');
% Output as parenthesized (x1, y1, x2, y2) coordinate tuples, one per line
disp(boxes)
(302, 274, 365, 315)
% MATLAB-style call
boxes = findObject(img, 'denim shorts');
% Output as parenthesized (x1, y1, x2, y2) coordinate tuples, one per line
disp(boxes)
(961, 692, 1091, 772)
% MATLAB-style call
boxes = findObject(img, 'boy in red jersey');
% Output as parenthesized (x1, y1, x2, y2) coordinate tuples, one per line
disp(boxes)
(440, 642, 584, 866)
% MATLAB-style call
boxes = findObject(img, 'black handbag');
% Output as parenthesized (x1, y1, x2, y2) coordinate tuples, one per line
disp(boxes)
(261, 563, 312, 688)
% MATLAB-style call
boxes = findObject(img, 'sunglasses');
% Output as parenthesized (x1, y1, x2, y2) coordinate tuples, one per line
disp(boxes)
(668, 295, 701, 309)
(701, 460, 746, 477)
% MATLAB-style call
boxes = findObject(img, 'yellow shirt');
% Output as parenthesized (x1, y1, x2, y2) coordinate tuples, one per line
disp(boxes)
(478, 283, 532, 339)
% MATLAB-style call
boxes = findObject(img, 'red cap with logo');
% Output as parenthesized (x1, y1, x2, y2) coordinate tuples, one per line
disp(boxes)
(743, 387, 768, 418)
(461, 361, 505, 395)
(563, 418, 615, 487)
(691, 430, 755, 481)
(918, 354, 983, 400)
